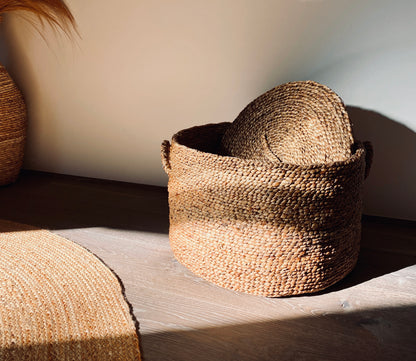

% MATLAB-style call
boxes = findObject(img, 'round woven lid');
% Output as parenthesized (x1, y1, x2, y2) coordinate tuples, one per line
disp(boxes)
(0, 220, 141, 360)
(221, 80, 354, 165)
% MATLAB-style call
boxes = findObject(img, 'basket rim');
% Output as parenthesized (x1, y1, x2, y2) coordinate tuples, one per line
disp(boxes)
(171, 122, 366, 172)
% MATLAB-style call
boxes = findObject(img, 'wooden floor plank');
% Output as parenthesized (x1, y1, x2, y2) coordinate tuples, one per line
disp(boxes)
(0, 171, 415, 361)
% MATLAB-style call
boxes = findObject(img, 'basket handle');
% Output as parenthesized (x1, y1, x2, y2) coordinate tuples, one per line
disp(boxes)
(161, 140, 171, 174)
(363, 141, 373, 179)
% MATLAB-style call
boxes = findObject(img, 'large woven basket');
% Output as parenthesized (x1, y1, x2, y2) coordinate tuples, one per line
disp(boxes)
(0, 64, 27, 186)
(161, 122, 372, 297)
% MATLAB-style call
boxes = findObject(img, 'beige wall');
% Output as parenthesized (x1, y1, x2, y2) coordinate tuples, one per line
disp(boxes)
(0, 0, 415, 221)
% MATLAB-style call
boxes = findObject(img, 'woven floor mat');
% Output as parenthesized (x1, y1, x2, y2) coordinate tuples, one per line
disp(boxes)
(0, 219, 141, 360)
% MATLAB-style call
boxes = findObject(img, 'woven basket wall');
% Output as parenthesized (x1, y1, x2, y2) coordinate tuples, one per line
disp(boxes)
(161, 122, 372, 297)
(0, 64, 27, 186)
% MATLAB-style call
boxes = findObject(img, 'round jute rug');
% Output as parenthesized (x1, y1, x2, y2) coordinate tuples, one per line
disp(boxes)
(0, 220, 141, 360)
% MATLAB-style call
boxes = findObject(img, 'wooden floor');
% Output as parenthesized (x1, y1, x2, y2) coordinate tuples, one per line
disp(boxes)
(0, 170, 415, 361)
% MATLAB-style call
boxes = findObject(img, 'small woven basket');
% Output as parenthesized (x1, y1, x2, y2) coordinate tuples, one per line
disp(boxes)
(0, 64, 27, 186)
(161, 122, 372, 297)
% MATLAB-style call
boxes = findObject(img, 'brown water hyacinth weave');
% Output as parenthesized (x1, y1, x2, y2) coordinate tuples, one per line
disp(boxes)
(0, 220, 141, 360)
(0, 65, 27, 186)
(162, 119, 372, 296)
(221, 81, 354, 165)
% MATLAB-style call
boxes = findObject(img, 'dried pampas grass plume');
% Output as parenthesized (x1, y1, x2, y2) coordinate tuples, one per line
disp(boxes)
(0, 0, 76, 37)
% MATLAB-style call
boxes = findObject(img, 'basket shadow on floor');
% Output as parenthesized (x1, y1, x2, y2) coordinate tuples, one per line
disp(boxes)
(141, 304, 416, 361)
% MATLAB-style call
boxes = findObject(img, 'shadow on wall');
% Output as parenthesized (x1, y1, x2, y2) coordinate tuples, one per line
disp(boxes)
(347, 106, 416, 221)
(141, 305, 416, 361)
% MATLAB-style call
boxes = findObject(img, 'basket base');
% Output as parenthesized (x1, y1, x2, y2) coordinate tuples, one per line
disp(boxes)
(169, 221, 361, 297)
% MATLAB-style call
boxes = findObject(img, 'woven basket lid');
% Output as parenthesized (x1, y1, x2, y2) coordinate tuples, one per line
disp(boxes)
(221, 81, 354, 165)
(0, 220, 141, 360)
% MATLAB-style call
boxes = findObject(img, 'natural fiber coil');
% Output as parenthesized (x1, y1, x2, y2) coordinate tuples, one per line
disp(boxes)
(220, 81, 354, 165)
(0, 219, 141, 360)
(0, 64, 27, 186)
(162, 123, 372, 297)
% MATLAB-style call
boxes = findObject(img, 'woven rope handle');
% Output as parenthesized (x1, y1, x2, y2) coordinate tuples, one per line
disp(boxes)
(161, 140, 171, 174)
(363, 141, 373, 179)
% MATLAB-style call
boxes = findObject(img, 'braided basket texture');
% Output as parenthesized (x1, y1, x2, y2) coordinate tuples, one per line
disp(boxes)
(0, 64, 27, 186)
(161, 122, 372, 297)
(221, 81, 354, 165)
